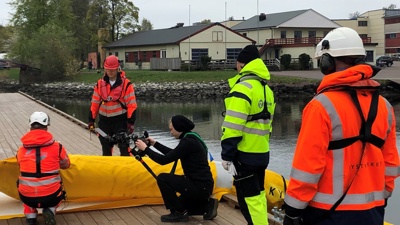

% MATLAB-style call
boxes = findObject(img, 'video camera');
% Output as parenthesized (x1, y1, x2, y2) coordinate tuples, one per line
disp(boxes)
(108, 131, 149, 146)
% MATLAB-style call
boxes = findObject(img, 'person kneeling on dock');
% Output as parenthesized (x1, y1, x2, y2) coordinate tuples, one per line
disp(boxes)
(17, 112, 71, 225)
(135, 115, 218, 222)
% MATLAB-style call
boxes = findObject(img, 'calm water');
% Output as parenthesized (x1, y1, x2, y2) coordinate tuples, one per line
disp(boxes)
(40, 96, 400, 224)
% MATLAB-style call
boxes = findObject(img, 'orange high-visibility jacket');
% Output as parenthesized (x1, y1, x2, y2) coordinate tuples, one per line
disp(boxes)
(17, 129, 70, 197)
(90, 71, 137, 119)
(285, 64, 400, 211)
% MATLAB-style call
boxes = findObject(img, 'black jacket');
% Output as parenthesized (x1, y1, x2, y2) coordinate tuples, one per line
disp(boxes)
(144, 132, 213, 184)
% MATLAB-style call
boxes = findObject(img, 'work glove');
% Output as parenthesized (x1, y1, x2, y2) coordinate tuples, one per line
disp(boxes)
(88, 122, 95, 130)
(221, 160, 237, 176)
(127, 123, 134, 134)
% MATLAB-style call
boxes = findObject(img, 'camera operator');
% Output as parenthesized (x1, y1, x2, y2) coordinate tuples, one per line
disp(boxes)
(135, 115, 218, 223)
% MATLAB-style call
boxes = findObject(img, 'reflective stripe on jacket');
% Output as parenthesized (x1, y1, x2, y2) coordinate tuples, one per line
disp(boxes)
(90, 71, 137, 118)
(285, 64, 400, 211)
(221, 58, 275, 166)
(17, 129, 70, 197)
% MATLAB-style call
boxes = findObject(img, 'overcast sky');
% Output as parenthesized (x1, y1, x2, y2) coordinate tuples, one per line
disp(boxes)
(0, 1, 397, 28)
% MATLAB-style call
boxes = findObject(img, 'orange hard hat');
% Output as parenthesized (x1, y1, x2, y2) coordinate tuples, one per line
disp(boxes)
(104, 55, 119, 69)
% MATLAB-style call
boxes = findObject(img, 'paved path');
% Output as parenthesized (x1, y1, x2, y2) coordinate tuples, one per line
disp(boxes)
(274, 61, 400, 84)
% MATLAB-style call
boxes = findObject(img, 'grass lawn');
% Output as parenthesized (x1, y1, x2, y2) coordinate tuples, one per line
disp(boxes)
(1, 68, 318, 84)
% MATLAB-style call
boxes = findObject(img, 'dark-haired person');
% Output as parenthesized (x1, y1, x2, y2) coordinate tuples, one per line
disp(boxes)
(221, 44, 275, 225)
(135, 115, 218, 222)
(88, 55, 137, 156)
(17, 112, 70, 225)
(283, 27, 400, 225)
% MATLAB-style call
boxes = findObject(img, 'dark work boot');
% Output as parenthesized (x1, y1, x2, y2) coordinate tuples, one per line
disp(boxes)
(26, 218, 37, 225)
(43, 208, 56, 225)
(203, 198, 218, 220)
(161, 210, 189, 222)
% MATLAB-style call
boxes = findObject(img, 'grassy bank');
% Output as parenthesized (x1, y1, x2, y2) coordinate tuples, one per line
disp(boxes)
(1, 68, 318, 84)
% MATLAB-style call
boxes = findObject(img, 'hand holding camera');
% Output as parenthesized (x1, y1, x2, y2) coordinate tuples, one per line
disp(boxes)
(135, 139, 148, 151)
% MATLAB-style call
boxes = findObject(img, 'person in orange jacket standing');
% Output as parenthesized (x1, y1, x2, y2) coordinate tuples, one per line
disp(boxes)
(17, 112, 70, 225)
(283, 27, 400, 225)
(88, 55, 137, 156)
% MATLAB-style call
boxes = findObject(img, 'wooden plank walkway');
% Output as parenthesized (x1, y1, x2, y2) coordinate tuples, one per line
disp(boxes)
(0, 92, 282, 225)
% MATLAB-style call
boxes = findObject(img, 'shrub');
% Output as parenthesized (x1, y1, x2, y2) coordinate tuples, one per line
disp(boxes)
(280, 54, 291, 70)
(299, 53, 311, 70)
(200, 55, 211, 71)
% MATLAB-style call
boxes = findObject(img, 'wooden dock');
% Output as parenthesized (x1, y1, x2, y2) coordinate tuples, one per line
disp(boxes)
(0, 92, 283, 225)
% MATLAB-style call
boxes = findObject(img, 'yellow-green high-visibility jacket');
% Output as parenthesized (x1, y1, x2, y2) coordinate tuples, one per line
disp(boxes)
(221, 58, 275, 166)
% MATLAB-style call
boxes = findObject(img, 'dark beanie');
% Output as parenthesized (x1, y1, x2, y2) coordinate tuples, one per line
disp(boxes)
(236, 45, 260, 64)
(171, 115, 195, 132)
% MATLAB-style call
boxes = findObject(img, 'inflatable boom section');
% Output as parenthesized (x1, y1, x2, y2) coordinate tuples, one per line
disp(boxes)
(0, 155, 286, 212)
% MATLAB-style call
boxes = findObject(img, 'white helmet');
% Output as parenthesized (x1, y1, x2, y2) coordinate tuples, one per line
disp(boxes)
(29, 111, 50, 126)
(315, 27, 366, 59)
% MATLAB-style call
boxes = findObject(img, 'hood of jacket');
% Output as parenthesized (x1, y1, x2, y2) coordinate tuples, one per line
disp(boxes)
(21, 129, 55, 147)
(317, 64, 381, 94)
(228, 58, 270, 88)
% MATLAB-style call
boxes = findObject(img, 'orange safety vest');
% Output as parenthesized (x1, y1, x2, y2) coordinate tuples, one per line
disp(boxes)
(17, 130, 70, 197)
(90, 71, 137, 119)
(285, 64, 400, 211)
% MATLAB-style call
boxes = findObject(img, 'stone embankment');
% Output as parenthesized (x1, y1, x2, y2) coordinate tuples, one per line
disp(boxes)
(0, 80, 399, 101)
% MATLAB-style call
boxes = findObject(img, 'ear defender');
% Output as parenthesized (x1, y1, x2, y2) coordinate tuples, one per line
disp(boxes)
(320, 54, 336, 75)
(319, 39, 336, 75)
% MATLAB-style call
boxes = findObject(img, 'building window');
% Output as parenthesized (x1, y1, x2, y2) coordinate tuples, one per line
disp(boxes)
(226, 48, 242, 60)
(142, 52, 147, 61)
(294, 31, 302, 43)
(153, 51, 157, 58)
(191, 48, 208, 61)
(359, 34, 368, 38)
(125, 52, 137, 63)
(281, 31, 286, 39)
(358, 21, 368, 26)
(212, 31, 223, 42)
(114, 52, 119, 57)
(161, 50, 167, 58)
(308, 31, 316, 37)
(385, 33, 397, 39)
(242, 33, 247, 37)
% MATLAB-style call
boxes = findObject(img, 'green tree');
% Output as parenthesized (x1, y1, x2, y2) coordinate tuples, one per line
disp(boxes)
(11, 0, 75, 39)
(9, 0, 79, 80)
(87, 0, 139, 41)
(70, 0, 93, 61)
(200, 19, 212, 24)
(0, 25, 14, 52)
(137, 18, 153, 31)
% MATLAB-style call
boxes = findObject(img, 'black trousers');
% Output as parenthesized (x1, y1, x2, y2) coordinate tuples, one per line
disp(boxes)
(98, 116, 129, 156)
(19, 188, 65, 209)
(157, 173, 213, 214)
(233, 162, 267, 225)
(302, 206, 385, 225)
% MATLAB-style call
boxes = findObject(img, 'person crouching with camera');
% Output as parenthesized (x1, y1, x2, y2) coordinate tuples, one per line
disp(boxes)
(135, 115, 218, 222)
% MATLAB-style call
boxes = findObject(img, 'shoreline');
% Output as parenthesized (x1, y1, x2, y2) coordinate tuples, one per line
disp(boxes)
(0, 80, 399, 102)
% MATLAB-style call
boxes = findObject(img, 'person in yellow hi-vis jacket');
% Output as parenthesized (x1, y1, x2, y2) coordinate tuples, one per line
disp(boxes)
(221, 44, 276, 225)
